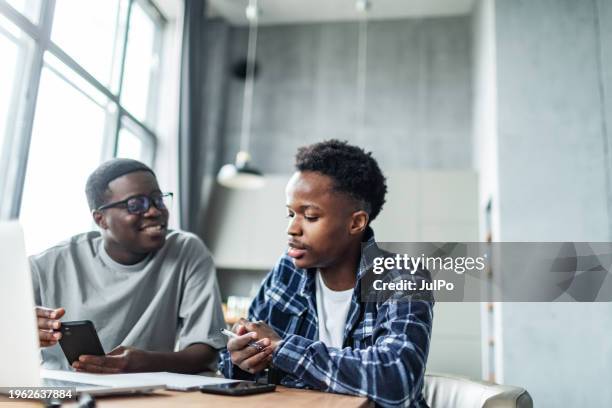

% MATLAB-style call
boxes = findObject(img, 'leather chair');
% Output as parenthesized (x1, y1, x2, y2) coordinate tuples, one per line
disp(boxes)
(423, 373, 533, 408)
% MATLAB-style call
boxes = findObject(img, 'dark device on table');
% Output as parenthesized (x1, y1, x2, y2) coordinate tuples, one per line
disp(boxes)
(58, 320, 105, 365)
(200, 382, 276, 396)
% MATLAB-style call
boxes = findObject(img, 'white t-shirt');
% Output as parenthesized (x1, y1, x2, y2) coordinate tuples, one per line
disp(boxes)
(315, 271, 354, 348)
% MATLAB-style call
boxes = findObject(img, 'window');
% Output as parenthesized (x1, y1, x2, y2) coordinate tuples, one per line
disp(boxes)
(20, 57, 112, 254)
(121, 1, 161, 124)
(0, 19, 24, 162)
(51, 0, 128, 90)
(116, 115, 155, 165)
(0, 13, 32, 216)
(117, 127, 144, 161)
(0, 0, 167, 254)
(5, 0, 40, 23)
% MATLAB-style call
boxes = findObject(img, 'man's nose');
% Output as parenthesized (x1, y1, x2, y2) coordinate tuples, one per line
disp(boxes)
(143, 203, 162, 217)
(286, 216, 302, 236)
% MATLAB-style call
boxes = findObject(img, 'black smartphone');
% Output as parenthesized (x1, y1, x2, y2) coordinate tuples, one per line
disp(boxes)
(58, 320, 105, 365)
(200, 382, 276, 396)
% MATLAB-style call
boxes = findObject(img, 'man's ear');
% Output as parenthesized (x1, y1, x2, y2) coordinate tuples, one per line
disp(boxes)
(349, 210, 369, 235)
(92, 210, 108, 230)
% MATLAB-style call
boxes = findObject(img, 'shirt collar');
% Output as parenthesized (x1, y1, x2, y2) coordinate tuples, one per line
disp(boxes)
(358, 226, 379, 281)
(98, 240, 152, 272)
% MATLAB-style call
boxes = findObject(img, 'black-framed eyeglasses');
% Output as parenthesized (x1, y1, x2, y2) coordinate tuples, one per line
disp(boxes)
(97, 192, 173, 215)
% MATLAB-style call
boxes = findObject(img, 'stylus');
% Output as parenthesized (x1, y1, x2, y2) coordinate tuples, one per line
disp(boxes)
(220, 328, 265, 351)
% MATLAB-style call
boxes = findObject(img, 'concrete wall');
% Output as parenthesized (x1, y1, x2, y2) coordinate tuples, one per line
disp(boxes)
(496, 0, 609, 242)
(475, 0, 612, 405)
(595, 0, 612, 236)
(219, 17, 473, 173)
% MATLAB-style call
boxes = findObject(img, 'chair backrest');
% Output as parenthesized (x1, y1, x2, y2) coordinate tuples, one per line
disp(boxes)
(423, 373, 533, 408)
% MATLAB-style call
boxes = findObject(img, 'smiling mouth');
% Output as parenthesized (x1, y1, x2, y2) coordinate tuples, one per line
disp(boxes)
(140, 224, 166, 232)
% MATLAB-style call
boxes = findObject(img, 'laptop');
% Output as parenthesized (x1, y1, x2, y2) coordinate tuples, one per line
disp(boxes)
(0, 221, 165, 396)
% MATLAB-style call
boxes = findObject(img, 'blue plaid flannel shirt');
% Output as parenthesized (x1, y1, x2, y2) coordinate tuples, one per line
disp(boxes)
(219, 229, 434, 407)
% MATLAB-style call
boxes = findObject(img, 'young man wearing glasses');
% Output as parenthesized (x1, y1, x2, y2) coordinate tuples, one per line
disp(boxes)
(31, 158, 225, 374)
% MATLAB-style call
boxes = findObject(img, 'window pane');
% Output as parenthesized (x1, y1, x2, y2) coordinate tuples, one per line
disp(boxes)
(0, 30, 21, 164)
(51, 0, 128, 89)
(116, 126, 143, 161)
(121, 2, 160, 125)
(5, 0, 41, 24)
(20, 62, 112, 255)
(0, 16, 32, 212)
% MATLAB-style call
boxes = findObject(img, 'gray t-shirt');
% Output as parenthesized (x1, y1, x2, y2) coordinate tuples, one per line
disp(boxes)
(30, 230, 226, 370)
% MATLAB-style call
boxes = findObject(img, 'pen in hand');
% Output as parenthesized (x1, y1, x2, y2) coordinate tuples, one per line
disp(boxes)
(220, 328, 265, 352)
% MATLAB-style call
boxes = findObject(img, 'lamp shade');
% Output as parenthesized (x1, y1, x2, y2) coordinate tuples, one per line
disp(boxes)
(217, 151, 265, 189)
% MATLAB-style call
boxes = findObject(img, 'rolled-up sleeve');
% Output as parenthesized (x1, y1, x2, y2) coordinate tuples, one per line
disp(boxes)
(29, 259, 43, 306)
(177, 238, 226, 352)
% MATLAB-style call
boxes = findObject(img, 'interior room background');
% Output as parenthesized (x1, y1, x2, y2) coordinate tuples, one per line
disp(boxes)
(1, 0, 611, 406)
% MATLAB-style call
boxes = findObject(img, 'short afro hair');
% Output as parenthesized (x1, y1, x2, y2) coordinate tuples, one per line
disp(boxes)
(295, 139, 387, 222)
(85, 158, 155, 210)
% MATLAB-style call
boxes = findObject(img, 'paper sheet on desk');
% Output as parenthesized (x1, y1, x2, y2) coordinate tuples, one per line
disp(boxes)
(41, 368, 240, 391)
(135, 372, 240, 390)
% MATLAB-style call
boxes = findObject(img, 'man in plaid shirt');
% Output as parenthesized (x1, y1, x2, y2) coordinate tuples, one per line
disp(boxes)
(219, 140, 434, 407)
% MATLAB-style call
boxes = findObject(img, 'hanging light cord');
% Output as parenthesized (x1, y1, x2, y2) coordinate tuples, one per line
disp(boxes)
(240, 0, 259, 154)
(356, 1, 369, 139)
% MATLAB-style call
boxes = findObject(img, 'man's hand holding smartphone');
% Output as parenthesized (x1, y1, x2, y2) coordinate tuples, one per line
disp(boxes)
(72, 346, 148, 374)
(34, 310, 152, 374)
(35, 306, 65, 347)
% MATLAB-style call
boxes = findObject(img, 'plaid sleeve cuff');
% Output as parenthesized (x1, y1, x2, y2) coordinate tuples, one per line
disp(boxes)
(272, 334, 315, 378)
(219, 349, 259, 380)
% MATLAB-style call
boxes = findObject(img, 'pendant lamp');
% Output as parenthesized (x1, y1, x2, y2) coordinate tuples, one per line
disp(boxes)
(217, 0, 264, 189)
